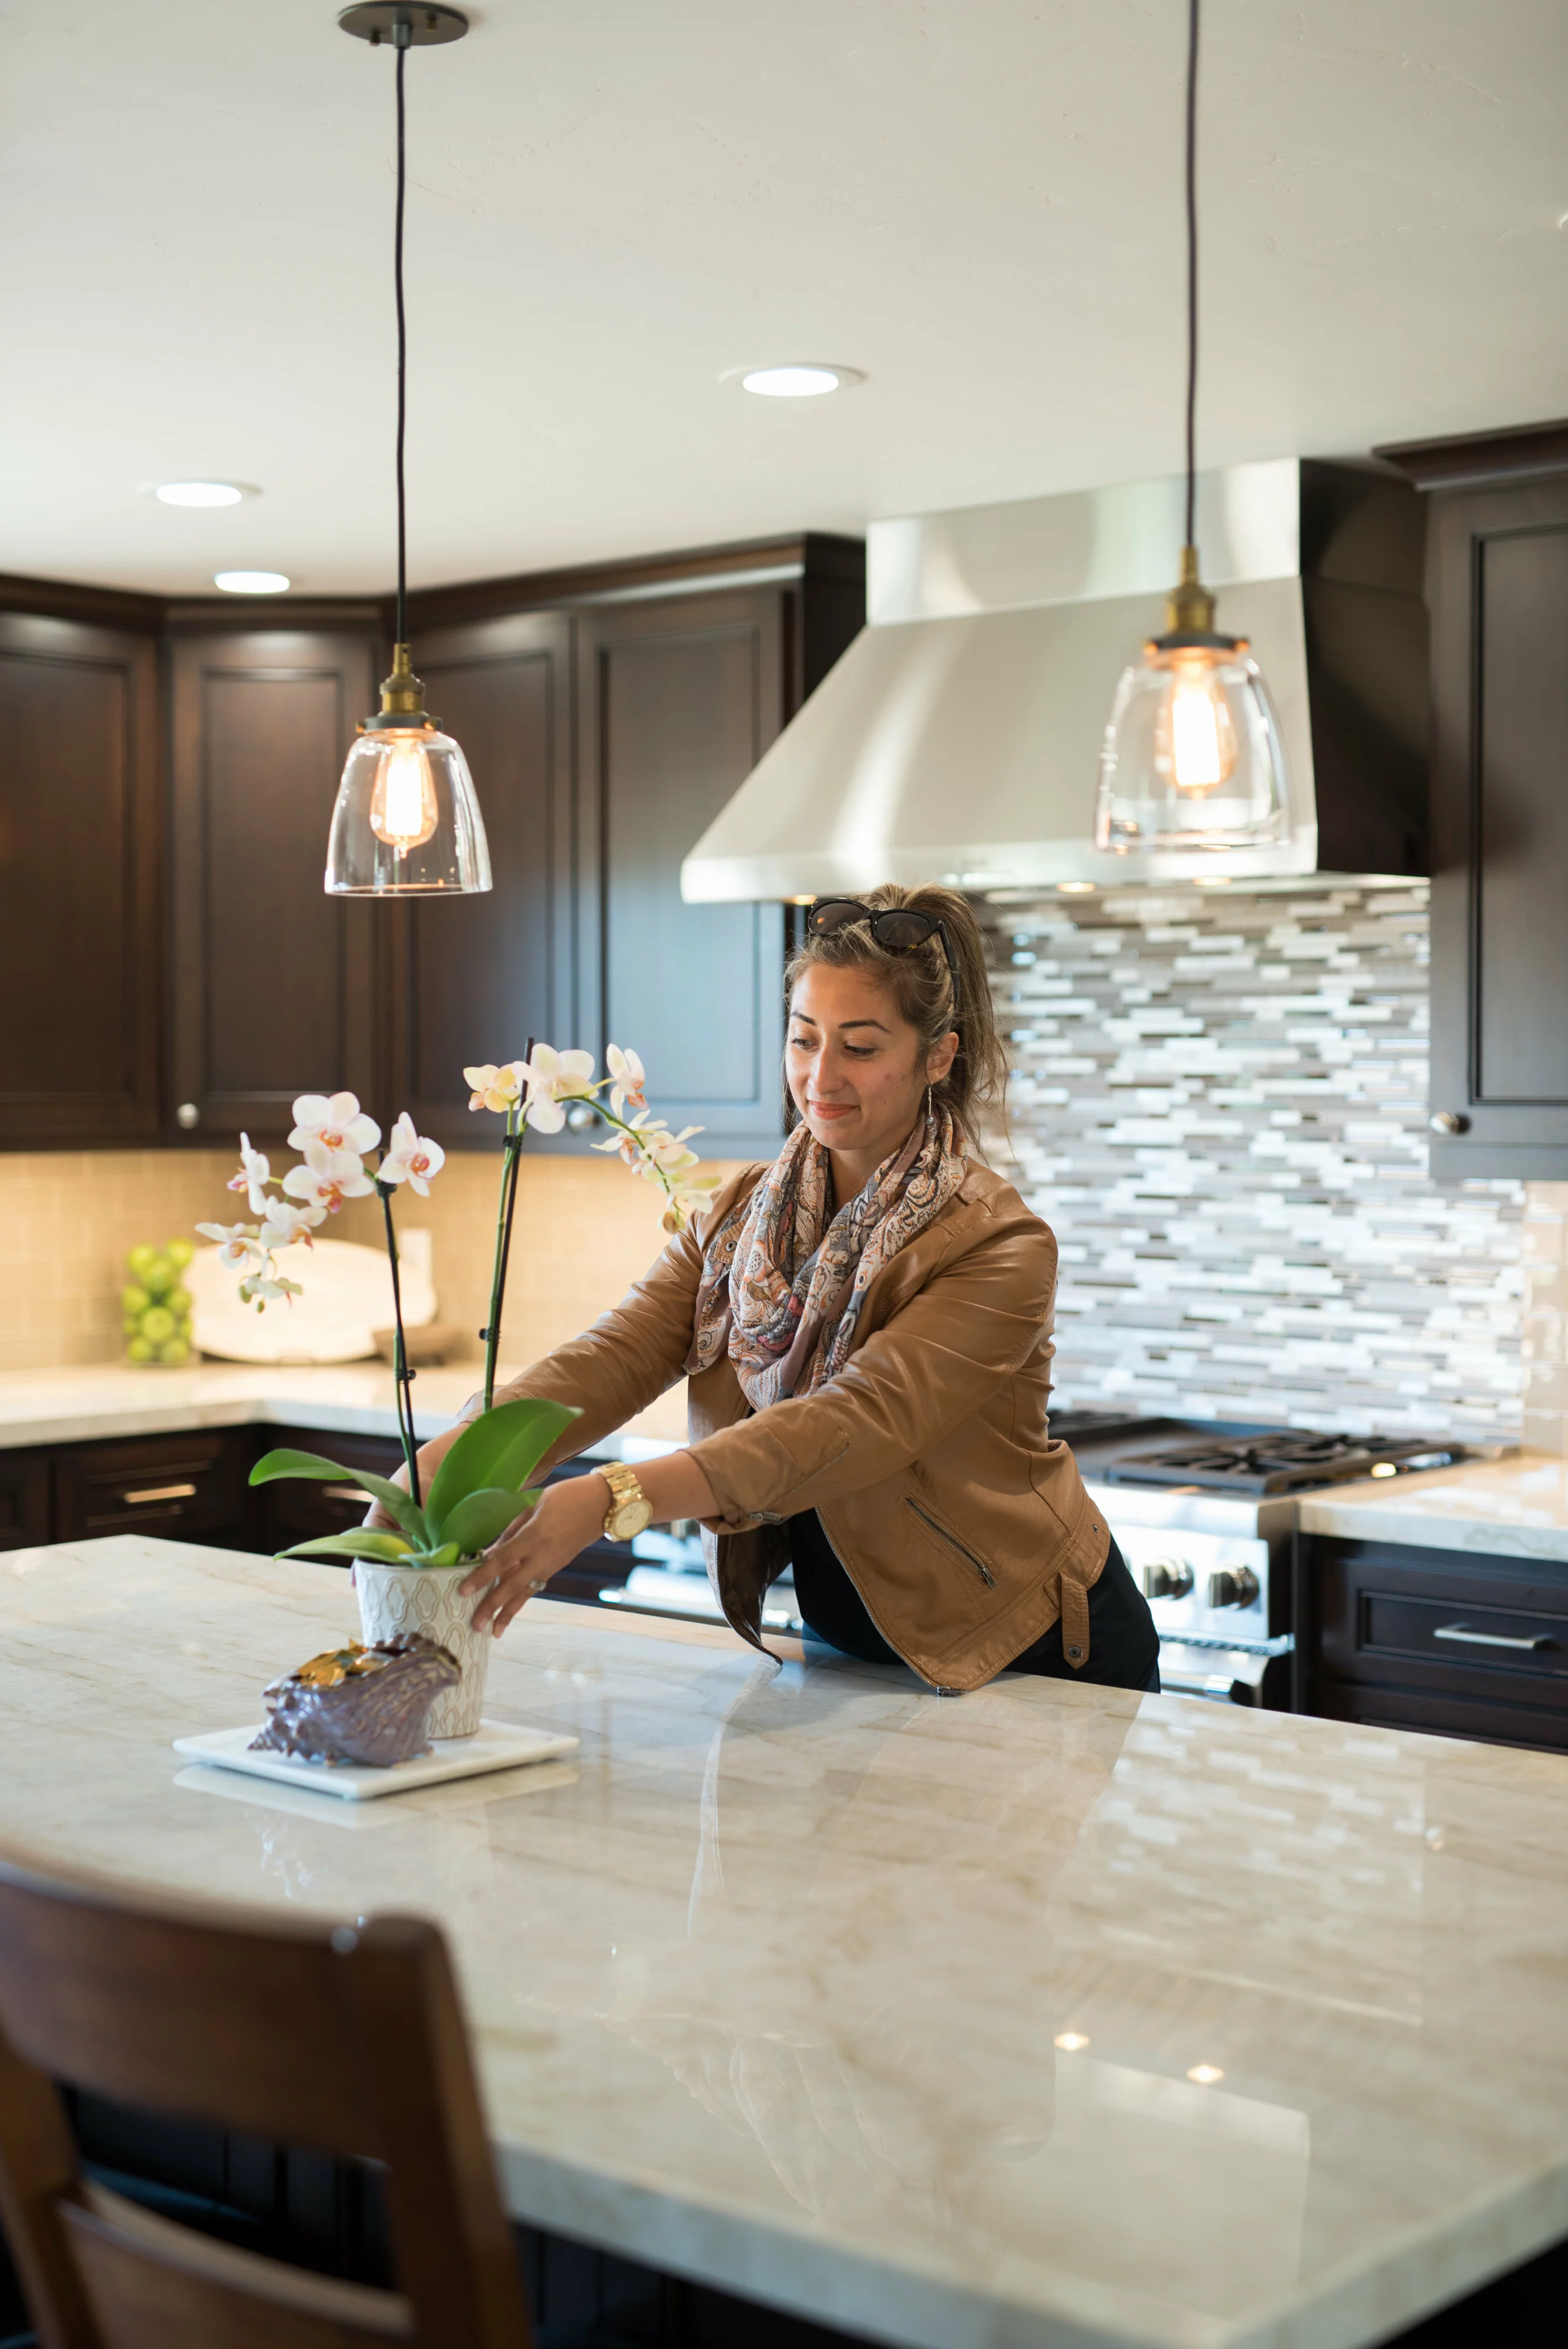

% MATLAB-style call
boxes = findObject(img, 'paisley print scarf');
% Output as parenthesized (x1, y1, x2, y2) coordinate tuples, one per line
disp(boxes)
(688, 1106, 966, 1408)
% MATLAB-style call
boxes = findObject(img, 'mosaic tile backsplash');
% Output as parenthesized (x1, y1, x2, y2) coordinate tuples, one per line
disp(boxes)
(983, 883, 1546, 1445)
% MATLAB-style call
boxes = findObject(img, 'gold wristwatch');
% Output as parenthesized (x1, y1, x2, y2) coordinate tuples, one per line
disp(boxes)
(598, 1462, 654, 1543)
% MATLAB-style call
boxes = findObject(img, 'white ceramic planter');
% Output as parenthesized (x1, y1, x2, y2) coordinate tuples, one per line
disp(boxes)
(354, 1559, 490, 1739)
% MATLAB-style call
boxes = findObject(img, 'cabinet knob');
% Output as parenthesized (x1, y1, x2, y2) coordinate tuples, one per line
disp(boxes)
(1429, 1110, 1470, 1137)
(176, 1102, 201, 1131)
(566, 1104, 595, 1131)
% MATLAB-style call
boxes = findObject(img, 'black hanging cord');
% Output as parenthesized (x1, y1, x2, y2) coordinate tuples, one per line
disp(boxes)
(1183, 0, 1200, 550)
(393, 35, 409, 645)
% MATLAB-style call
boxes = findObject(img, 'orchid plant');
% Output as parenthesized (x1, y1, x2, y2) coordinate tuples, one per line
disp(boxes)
(197, 1092, 446, 1503)
(465, 1041, 718, 1411)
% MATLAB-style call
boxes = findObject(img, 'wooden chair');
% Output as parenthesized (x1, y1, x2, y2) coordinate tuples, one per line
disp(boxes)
(0, 1852, 533, 2349)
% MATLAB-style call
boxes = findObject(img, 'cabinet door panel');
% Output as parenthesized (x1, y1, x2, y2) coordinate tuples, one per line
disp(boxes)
(579, 592, 786, 1155)
(1428, 479, 1568, 1173)
(0, 614, 160, 1145)
(170, 630, 380, 1143)
(384, 615, 572, 1148)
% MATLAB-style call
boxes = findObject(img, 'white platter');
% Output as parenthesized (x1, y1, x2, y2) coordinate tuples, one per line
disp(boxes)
(173, 1717, 578, 1802)
(186, 1231, 436, 1365)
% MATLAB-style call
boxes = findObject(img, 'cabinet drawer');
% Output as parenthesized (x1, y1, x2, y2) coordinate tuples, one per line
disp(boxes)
(0, 1450, 51, 1551)
(260, 1428, 408, 1549)
(53, 1433, 248, 1543)
(1361, 1590, 1568, 1684)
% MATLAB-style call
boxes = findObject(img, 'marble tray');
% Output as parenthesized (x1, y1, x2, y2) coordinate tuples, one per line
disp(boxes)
(173, 1718, 579, 1801)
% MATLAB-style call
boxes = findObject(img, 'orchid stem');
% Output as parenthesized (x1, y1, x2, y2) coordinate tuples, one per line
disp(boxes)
(481, 1034, 534, 1414)
(378, 1179, 420, 1507)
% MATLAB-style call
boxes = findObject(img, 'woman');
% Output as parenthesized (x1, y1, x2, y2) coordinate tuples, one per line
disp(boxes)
(396, 886, 1159, 1694)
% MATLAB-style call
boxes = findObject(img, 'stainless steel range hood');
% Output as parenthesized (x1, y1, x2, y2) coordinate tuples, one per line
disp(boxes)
(682, 459, 1428, 901)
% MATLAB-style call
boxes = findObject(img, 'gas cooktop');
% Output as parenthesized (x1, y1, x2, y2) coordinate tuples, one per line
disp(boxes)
(1099, 1430, 1468, 1497)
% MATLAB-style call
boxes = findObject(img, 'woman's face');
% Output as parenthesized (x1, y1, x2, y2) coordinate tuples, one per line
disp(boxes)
(786, 963, 956, 1169)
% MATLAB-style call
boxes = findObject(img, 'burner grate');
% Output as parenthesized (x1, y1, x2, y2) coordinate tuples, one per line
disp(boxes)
(1102, 1432, 1466, 1495)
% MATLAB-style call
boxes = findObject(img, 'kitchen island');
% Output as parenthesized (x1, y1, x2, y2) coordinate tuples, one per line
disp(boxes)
(2, 1534, 1567, 2349)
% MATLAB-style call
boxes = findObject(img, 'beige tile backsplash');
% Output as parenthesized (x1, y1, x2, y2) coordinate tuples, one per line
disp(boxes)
(0, 1147, 749, 1441)
(2, 1140, 1564, 1455)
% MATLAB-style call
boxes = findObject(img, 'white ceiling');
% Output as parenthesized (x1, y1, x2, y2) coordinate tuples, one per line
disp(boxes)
(5, 0, 1566, 597)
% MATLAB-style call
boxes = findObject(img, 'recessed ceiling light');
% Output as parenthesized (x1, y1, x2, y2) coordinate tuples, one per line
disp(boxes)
(1054, 2031, 1090, 2052)
(1186, 2064, 1225, 2086)
(732, 364, 864, 398)
(214, 571, 291, 595)
(155, 481, 253, 507)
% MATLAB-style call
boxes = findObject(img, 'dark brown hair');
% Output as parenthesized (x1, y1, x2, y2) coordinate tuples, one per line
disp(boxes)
(783, 885, 1007, 1156)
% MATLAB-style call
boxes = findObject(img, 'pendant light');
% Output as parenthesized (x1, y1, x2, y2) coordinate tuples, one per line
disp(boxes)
(1093, 0, 1291, 858)
(326, 4, 492, 897)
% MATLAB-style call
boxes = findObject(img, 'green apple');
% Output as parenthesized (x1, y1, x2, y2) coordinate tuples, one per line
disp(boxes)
(142, 1254, 176, 1296)
(168, 1285, 193, 1317)
(127, 1243, 157, 1280)
(166, 1238, 194, 1270)
(140, 1304, 176, 1345)
(157, 1337, 191, 1367)
(126, 1336, 154, 1364)
(122, 1284, 150, 1315)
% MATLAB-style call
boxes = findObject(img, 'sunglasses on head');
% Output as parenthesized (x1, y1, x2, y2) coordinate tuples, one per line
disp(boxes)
(805, 897, 962, 1032)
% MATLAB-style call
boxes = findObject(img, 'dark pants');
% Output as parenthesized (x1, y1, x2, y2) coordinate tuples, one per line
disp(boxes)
(789, 1513, 1161, 1693)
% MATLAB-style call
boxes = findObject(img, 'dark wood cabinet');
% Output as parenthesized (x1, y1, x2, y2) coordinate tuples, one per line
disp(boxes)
(1379, 420, 1568, 1176)
(0, 1451, 50, 1552)
(167, 621, 382, 1146)
(577, 588, 788, 1155)
(0, 607, 161, 1146)
(380, 611, 574, 1149)
(52, 1430, 251, 1549)
(1296, 1532, 1568, 1751)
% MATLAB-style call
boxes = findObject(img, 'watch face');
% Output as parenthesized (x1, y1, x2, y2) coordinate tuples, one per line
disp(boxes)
(611, 1500, 652, 1541)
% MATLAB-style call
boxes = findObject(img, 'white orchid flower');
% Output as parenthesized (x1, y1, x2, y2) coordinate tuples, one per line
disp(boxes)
(196, 1220, 265, 1271)
(463, 1062, 528, 1115)
(257, 1199, 325, 1250)
(521, 1044, 597, 1103)
(282, 1138, 375, 1215)
(605, 1043, 647, 1114)
(225, 1133, 274, 1217)
(288, 1091, 381, 1156)
(239, 1270, 303, 1308)
(379, 1110, 446, 1196)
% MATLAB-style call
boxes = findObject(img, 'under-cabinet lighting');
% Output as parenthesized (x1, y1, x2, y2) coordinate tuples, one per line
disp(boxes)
(1058, 881, 1096, 896)
(1370, 1462, 1398, 1478)
(1186, 2064, 1225, 2085)
(157, 480, 248, 507)
(1054, 2031, 1090, 2052)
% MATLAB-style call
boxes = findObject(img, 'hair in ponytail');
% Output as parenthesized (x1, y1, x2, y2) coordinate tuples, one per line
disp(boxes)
(783, 886, 1007, 1158)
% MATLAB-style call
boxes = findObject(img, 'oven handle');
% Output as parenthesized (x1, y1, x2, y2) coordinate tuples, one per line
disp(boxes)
(1433, 1623, 1552, 1653)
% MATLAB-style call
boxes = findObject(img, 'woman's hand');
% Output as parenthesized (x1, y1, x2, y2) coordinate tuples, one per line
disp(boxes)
(462, 1474, 608, 1635)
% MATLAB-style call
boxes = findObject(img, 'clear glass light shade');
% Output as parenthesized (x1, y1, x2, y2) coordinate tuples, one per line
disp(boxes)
(1093, 639, 1293, 853)
(325, 725, 493, 895)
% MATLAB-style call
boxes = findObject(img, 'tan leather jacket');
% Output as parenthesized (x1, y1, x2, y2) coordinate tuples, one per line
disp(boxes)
(489, 1160, 1111, 1691)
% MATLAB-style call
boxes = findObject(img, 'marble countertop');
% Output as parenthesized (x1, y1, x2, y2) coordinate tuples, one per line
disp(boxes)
(1298, 1453, 1568, 1565)
(0, 1361, 677, 1461)
(4, 1534, 1567, 2349)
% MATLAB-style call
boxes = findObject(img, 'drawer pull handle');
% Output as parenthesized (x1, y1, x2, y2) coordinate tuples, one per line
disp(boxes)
(122, 1483, 198, 1506)
(1433, 1623, 1552, 1653)
(323, 1485, 370, 1503)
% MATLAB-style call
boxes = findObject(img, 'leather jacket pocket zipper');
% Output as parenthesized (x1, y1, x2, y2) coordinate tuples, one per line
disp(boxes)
(905, 1497, 996, 1587)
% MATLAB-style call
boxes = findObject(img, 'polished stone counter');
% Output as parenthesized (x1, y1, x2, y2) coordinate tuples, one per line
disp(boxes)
(3, 1536, 1567, 2349)
(1298, 1451, 1568, 1566)
(0, 1361, 673, 1460)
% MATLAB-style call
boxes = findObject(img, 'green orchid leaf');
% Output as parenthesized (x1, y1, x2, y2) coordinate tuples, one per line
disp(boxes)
(276, 1530, 415, 1566)
(250, 1448, 427, 1546)
(425, 1397, 580, 1540)
(420, 1543, 462, 1567)
(439, 1486, 537, 1560)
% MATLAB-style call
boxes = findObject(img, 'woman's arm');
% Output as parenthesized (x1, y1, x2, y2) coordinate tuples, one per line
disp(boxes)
(460, 1449, 719, 1635)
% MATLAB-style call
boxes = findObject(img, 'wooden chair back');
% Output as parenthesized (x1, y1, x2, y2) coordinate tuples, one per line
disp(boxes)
(0, 1853, 533, 2349)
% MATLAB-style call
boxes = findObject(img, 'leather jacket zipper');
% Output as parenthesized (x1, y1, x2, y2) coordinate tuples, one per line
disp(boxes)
(904, 1497, 996, 1587)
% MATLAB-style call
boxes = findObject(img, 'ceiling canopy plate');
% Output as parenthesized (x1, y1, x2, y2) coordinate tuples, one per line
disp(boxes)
(337, 4, 469, 46)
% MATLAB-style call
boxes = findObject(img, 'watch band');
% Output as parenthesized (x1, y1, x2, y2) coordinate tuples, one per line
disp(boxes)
(598, 1461, 650, 1539)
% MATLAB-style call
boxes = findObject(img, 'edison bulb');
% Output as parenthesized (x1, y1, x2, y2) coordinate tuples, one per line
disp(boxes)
(369, 736, 439, 853)
(1164, 659, 1239, 796)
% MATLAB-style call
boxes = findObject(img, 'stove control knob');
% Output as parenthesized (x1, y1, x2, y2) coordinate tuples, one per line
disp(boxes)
(1207, 1568, 1260, 1609)
(1142, 1559, 1194, 1601)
